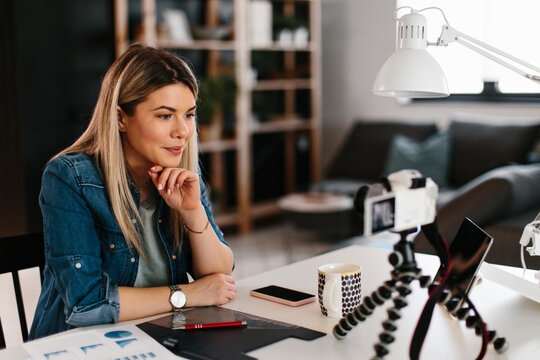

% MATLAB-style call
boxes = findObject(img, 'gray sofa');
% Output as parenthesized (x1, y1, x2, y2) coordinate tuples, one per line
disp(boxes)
(315, 116, 540, 268)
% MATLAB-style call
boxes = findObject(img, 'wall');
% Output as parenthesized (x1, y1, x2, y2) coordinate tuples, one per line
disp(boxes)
(0, 0, 26, 236)
(320, 0, 540, 170)
(0, 0, 115, 236)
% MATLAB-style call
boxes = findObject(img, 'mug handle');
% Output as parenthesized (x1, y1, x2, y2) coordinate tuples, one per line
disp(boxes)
(322, 276, 339, 314)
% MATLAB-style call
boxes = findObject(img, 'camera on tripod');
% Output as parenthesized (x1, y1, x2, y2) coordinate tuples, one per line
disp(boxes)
(335, 170, 509, 358)
(356, 169, 439, 236)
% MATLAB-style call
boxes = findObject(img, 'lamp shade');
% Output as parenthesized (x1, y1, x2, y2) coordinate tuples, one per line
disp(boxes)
(373, 11, 449, 98)
(373, 48, 449, 98)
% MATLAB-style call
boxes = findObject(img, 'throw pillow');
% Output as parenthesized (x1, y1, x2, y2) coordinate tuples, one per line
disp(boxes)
(383, 132, 451, 188)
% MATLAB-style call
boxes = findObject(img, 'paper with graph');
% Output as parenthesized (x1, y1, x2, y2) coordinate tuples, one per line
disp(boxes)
(24, 324, 175, 360)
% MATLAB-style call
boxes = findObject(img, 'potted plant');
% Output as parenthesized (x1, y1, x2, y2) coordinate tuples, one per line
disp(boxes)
(197, 73, 238, 141)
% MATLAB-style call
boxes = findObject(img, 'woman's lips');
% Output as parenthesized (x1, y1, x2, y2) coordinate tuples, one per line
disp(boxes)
(165, 146, 183, 155)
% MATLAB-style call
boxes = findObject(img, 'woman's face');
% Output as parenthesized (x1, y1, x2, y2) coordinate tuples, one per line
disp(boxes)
(119, 83, 196, 175)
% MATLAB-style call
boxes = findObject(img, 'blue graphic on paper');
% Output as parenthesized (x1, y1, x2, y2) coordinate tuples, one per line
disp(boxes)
(115, 338, 138, 348)
(104, 330, 133, 339)
(81, 343, 104, 353)
(44, 350, 69, 359)
(113, 353, 155, 360)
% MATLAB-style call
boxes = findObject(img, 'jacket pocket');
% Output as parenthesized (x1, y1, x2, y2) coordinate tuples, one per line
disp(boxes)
(96, 226, 133, 285)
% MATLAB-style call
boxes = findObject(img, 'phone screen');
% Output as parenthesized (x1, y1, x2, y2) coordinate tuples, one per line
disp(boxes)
(251, 285, 314, 302)
(435, 217, 493, 297)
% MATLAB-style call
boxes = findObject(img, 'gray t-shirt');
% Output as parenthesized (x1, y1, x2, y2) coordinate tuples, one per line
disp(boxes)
(134, 190, 171, 287)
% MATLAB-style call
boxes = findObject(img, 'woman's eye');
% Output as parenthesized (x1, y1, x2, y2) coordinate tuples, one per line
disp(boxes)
(185, 113, 196, 120)
(159, 114, 173, 120)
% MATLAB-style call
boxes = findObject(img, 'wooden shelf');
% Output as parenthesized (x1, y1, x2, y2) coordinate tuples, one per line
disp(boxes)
(251, 118, 313, 134)
(214, 210, 241, 228)
(198, 139, 238, 153)
(157, 39, 236, 51)
(251, 200, 282, 219)
(252, 78, 313, 91)
(214, 200, 283, 227)
(114, 0, 321, 234)
(251, 42, 316, 52)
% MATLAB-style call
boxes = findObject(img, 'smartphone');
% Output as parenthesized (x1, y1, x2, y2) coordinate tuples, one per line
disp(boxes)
(434, 217, 493, 301)
(250, 285, 316, 307)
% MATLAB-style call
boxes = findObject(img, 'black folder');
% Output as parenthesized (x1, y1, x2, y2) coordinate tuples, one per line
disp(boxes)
(137, 306, 326, 360)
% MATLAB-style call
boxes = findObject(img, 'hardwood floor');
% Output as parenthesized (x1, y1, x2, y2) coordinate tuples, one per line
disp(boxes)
(226, 221, 337, 280)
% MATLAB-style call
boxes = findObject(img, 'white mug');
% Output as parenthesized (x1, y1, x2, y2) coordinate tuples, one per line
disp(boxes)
(318, 263, 362, 318)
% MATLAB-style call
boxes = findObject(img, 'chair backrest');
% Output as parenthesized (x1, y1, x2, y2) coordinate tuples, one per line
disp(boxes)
(0, 232, 45, 348)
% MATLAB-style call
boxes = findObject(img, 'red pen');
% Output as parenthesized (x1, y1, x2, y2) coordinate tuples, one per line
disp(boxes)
(175, 321, 247, 330)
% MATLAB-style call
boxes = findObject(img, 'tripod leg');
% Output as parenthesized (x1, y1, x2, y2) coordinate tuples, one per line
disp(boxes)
(333, 280, 396, 339)
(466, 311, 509, 354)
(372, 276, 414, 357)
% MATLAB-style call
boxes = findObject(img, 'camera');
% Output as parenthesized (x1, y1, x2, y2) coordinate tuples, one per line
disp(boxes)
(356, 170, 438, 236)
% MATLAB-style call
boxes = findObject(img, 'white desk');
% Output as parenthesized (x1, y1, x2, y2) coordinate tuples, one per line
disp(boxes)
(3, 245, 540, 360)
(224, 245, 540, 360)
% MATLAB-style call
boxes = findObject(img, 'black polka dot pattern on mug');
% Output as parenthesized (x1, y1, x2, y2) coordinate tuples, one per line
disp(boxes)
(318, 272, 328, 316)
(341, 271, 361, 316)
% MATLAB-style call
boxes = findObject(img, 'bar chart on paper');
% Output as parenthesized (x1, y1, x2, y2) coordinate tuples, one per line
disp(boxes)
(24, 325, 174, 359)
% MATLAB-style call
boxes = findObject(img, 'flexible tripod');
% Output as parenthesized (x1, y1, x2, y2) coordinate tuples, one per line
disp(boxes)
(333, 229, 430, 359)
(332, 229, 508, 359)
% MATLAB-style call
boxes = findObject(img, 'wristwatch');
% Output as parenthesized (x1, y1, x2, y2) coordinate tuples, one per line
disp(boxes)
(168, 285, 187, 311)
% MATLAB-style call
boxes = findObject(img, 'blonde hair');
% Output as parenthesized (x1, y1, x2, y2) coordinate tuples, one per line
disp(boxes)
(54, 44, 199, 254)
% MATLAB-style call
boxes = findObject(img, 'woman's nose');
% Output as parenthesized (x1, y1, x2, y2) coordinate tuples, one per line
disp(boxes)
(173, 116, 189, 138)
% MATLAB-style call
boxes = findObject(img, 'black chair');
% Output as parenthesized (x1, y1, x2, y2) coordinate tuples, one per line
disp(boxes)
(0, 232, 45, 349)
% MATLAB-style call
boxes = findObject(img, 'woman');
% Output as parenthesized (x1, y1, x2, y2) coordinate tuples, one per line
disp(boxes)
(29, 44, 235, 339)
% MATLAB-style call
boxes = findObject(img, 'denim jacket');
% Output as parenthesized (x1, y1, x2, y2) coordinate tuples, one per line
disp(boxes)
(29, 152, 227, 340)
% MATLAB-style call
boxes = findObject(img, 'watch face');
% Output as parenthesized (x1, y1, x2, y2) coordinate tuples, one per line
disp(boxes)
(171, 290, 186, 308)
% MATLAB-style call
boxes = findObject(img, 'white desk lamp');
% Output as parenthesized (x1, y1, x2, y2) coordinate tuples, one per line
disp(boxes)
(373, 6, 540, 98)
(373, 6, 540, 282)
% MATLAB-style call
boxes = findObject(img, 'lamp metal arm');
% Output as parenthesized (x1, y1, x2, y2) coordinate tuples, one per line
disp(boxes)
(436, 25, 540, 83)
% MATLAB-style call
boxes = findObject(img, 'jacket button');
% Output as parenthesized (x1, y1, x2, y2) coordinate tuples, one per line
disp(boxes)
(109, 244, 115, 249)
(172, 255, 177, 260)
(75, 263, 82, 269)
(130, 257, 135, 263)
(158, 219, 163, 224)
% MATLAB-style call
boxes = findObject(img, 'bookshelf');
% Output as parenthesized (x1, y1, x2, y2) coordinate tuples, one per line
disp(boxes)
(114, 0, 321, 233)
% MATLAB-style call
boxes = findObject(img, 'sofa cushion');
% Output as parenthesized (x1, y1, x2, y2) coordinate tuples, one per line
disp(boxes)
(414, 163, 540, 266)
(383, 132, 451, 188)
(326, 121, 438, 182)
(423, 163, 540, 244)
(449, 114, 540, 186)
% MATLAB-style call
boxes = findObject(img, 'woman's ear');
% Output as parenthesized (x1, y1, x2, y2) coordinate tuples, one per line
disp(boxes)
(117, 106, 126, 132)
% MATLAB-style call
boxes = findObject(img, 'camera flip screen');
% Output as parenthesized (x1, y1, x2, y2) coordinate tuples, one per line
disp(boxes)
(371, 197, 395, 233)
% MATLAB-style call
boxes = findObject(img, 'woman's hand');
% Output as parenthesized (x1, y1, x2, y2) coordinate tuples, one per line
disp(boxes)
(148, 165, 201, 212)
(183, 273, 237, 306)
